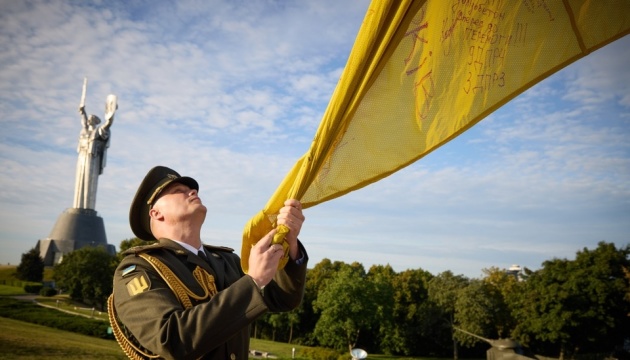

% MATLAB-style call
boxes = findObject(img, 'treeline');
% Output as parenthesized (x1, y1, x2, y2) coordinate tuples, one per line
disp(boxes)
(251, 241, 630, 359)
(24, 240, 629, 359)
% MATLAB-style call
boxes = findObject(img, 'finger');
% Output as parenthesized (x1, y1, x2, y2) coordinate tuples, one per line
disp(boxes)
(269, 244, 283, 253)
(281, 211, 304, 227)
(257, 229, 276, 249)
(276, 217, 299, 235)
(284, 199, 302, 211)
(278, 205, 305, 221)
(271, 244, 285, 257)
(267, 250, 284, 266)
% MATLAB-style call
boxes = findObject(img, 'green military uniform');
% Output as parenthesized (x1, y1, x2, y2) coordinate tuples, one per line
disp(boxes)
(111, 239, 307, 360)
(108, 166, 308, 360)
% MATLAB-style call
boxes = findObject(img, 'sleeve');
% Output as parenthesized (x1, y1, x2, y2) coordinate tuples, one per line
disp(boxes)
(261, 240, 309, 312)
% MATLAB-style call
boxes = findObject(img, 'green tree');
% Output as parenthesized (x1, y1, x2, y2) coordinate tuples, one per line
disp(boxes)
(454, 279, 495, 347)
(267, 312, 283, 341)
(54, 246, 117, 311)
(313, 262, 376, 354)
(390, 268, 441, 356)
(453, 266, 524, 350)
(366, 264, 396, 354)
(295, 258, 347, 345)
(481, 266, 523, 338)
(261, 310, 300, 343)
(428, 271, 470, 359)
(15, 247, 44, 282)
(284, 310, 300, 344)
(513, 241, 630, 358)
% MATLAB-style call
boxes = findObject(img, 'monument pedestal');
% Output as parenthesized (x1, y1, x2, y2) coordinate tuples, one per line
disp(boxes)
(37, 208, 116, 266)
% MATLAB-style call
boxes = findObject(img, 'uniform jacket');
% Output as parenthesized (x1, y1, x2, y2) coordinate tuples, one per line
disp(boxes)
(111, 238, 308, 360)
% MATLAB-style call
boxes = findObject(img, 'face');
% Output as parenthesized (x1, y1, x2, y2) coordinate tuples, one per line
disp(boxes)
(150, 182, 207, 224)
(88, 115, 101, 126)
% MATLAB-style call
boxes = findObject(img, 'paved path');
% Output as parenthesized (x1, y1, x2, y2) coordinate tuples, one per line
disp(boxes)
(10, 294, 108, 321)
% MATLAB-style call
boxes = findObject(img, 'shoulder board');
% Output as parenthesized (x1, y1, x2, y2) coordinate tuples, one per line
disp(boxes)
(203, 244, 235, 253)
(122, 242, 166, 256)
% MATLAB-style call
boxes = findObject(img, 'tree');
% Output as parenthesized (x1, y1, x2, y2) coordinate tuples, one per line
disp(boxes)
(15, 247, 44, 282)
(390, 268, 441, 356)
(512, 241, 630, 358)
(54, 246, 117, 311)
(285, 310, 300, 344)
(427, 271, 470, 359)
(453, 279, 495, 348)
(267, 312, 283, 341)
(294, 258, 347, 345)
(366, 264, 397, 354)
(262, 310, 300, 343)
(480, 266, 523, 338)
(313, 262, 376, 354)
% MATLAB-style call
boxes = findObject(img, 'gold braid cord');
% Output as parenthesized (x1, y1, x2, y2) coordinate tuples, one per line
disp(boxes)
(138, 253, 218, 308)
(108, 253, 218, 359)
(108, 294, 160, 360)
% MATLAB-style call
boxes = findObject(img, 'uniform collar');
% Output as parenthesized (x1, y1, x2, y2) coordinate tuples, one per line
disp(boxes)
(168, 238, 204, 255)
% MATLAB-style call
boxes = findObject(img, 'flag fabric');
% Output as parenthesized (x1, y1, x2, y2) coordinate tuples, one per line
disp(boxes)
(241, 0, 630, 272)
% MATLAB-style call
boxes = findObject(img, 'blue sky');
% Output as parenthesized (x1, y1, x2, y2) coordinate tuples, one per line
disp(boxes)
(0, 0, 628, 278)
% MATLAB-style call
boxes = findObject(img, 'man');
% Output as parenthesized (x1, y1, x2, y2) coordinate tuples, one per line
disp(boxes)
(108, 166, 307, 360)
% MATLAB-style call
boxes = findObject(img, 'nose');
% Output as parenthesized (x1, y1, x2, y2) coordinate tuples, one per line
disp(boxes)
(189, 189, 198, 196)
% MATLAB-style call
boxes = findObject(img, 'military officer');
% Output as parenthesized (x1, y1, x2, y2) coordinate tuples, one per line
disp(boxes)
(108, 166, 307, 360)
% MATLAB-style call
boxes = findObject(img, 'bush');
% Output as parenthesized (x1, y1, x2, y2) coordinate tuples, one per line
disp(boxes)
(40, 287, 57, 296)
(299, 346, 344, 360)
(24, 284, 43, 294)
(0, 297, 112, 339)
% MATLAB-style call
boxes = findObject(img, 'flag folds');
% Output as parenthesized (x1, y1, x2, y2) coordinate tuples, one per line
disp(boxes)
(241, 0, 630, 272)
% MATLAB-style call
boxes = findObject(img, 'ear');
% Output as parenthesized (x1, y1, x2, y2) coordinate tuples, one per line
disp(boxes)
(149, 207, 164, 221)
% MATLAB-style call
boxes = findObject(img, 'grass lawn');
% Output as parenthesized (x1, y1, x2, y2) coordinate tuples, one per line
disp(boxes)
(250, 338, 435, 359)
(0, 266, 28, 296)
(0, 316, 436, 360)
(0, 317, 126, 360)
(0, 285, 26, 296)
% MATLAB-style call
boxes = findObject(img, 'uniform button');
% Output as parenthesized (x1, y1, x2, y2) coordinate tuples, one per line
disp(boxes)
(230, 353, 236, 360)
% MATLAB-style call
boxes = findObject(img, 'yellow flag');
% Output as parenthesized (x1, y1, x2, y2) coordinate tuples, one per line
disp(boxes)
(241, 0, 630, 272)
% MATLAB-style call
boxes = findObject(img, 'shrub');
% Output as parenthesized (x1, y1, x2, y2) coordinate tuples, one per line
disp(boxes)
(0, 297, 112, 339)
(23, 284, 43, 294)
(40, 287, 57, 296)
(299, 347, 344, 360)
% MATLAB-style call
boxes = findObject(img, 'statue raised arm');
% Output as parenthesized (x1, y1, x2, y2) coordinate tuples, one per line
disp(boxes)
(98, 94, 117, 140)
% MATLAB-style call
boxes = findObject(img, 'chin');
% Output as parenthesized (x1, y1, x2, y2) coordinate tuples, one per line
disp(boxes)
(194, 206, 208, 223)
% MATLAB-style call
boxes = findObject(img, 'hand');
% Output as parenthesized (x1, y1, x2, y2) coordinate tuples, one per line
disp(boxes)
(104, 94, 117, 124)
(247, 229, 285, 288)
(276, 199, 305, 260)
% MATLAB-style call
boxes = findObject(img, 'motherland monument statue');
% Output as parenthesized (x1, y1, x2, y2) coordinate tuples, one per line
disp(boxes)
(73, 78, 116, 210)
(36, 78, 118, 266)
